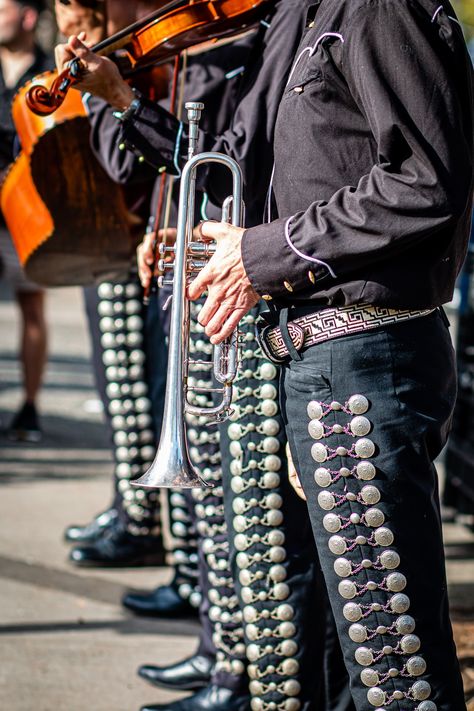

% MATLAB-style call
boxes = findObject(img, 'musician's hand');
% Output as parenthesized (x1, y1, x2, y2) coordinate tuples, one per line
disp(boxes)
(286, 443, 306, 501)
(54, 34, 134, 110)
(137, 228, 177, 289)
(187, 222, 260, 344)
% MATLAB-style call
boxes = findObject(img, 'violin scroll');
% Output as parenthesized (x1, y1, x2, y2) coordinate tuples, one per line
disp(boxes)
(25, 59, 85, 117)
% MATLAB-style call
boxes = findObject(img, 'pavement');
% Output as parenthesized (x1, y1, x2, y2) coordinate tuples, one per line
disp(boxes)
(1, 280, 474, 711)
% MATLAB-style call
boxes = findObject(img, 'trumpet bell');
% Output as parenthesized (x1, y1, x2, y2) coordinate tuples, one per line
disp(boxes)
(132, 435, 211, 489)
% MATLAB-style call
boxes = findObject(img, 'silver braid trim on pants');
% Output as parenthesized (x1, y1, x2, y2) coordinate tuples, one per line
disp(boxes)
(188, 303, 245, 677)
(97, 280, 160, 535)
(227, 310, 302, 711)
(308, 395, 435, 711)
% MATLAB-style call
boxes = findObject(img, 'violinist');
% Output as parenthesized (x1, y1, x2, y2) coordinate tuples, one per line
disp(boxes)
(0, 0, 52, 442)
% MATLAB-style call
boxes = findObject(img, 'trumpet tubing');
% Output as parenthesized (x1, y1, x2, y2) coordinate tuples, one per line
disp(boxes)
(132, 103, 244, 490)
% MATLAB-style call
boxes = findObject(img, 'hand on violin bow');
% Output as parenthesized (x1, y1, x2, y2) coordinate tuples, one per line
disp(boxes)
(187, 222, 260, 345)
(137, 228, 177, 289)
(54, 34, 134, 110)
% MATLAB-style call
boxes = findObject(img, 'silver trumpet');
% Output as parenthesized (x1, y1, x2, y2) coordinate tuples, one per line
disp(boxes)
(132, 102, 244, 489)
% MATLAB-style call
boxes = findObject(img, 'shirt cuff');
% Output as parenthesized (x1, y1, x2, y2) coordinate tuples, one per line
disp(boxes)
(119, 97, 183, 175)
(241, 218, 328, 299)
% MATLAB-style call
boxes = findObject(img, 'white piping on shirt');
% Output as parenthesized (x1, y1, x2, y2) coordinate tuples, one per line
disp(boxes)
(284, 216, 337, 278)
(286, 32, 345, 86)
(432, 4, 462, 26)
(173, 121, 184, 177)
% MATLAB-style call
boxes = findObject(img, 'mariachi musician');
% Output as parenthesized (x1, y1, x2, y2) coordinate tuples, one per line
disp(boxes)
(54, 0, 474, 710)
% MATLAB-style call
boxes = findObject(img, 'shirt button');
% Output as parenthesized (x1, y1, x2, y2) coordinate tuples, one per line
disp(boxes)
(283, 280, 294, 292)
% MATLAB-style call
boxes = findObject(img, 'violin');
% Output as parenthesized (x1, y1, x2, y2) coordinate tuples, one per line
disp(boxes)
(26, 0, 271, 116)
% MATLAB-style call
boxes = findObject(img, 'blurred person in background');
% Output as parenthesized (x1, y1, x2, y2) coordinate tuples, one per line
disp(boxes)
(0, 0, 53, 442)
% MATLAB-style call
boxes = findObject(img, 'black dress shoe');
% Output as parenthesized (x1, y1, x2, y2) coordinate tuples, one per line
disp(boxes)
(64, 507, 118, 544)
(123, 584, 197, 617)
(140, 684, 250, 711)
(69, 522, 164, 567)
(138, 654, 213, 691)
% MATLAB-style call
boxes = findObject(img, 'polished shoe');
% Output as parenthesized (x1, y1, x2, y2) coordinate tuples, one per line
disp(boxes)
(138, 654, 213, 691)
(64, 507, 118, 544)
(69, 522, 164, 567)
(123, 584, 197, 617)
(140, 684, 250, 711)
(7, 401, 41, 443)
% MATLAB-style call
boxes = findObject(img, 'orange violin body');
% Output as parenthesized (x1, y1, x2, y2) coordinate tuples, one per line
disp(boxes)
(1, 71, 134, 286)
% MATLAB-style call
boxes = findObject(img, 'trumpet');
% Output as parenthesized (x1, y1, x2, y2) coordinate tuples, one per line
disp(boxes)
(132, 102, 244, 489)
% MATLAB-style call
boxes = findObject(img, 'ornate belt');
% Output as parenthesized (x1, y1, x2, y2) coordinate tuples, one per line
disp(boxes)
(257, 303, 436, 364)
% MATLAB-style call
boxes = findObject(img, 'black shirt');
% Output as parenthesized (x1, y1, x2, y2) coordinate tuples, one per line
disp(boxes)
(115, 0, 473, 311)
(0, 45, 53, 170)
(241, 0, 474, 309)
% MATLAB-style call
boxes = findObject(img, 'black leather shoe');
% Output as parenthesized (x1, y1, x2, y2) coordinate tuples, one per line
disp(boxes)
(138, 654, 213, 691)
(123, 584, 197, 617)
(69, 522, 164, 567)
(140, 684, 250, 711)
(64, 507, 118, 544)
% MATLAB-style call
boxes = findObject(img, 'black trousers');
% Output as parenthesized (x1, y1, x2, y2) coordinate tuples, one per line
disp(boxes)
(282, 310, 465, 711)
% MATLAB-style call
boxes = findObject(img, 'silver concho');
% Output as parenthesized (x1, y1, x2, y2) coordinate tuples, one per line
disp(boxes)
(360, 485, 381, 505)
(350, 416, 371, 437)
(390, 593, 410, 613)
(355, 647, 374, 666)
(338, 580, 357, 599)
(364, 508, 385, 527)
(261, 418, 280, 436)
(328, 535, 347, 555)
(374, 527, 394, 547)
(280, 658, 299, 675)
(334, 557, 352, 577)
(348, 394, 369, 415)
(395, 615, 416, 635)
(349, 623, 368, 643)
(367, 687, 385, 706)
(343, 602, 362, 621)
(311, 443, 328, 463)
(386, 572, 407, 592)
(354, 438, 376, 458)
(417, 702, 437, 711)
(270, 546, 287, 563)
(323, 514, 341, 533)
(308, 419, 325, 440)
(360, 668, 379, 687)
(318, 491, 336, 511)
(411, 680, 431, 701)
(315, 467, 332, 487)
(400, 634, 421, 654)
(356, 461, 376, 480)
(380, 550, 401, 570)
(406, 656, 427, 677)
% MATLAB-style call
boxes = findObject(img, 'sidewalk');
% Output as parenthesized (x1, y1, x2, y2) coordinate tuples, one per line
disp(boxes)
(0, 280, 473, 710)
(0, 282, 198, 711)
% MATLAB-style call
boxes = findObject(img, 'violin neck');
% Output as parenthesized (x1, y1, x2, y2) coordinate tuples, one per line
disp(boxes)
(91, 0, 188, 57)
